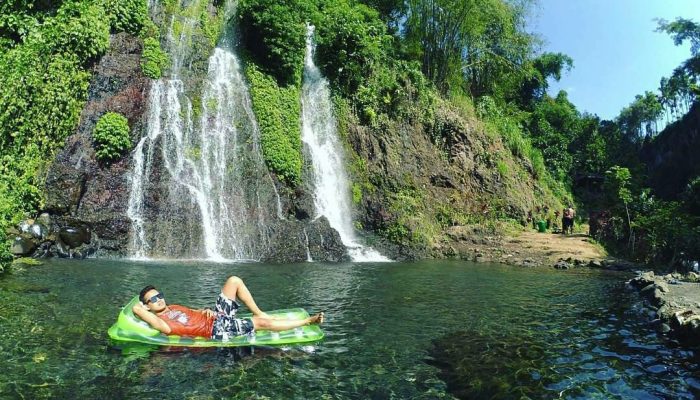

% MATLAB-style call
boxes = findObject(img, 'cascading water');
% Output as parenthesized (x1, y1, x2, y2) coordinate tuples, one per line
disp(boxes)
(127, 0, 277, 261)
(301, 25, 390, 262)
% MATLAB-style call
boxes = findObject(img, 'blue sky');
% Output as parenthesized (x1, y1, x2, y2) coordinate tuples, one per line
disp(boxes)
(527, 0, 700, 120)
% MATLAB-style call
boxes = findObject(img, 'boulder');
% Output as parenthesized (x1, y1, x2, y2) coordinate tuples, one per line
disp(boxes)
(59, 226, 91, 248)
(28, 224, 47, 240)
(10, 235, 38, 256)
(554, 260, 571, 269)
(307, 217, 350, 262)
(36, 213, 51, 228)
(291, 187, 315, 221)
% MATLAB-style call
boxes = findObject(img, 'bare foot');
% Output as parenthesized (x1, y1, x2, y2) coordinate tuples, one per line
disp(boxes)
(309, 312, 324, 325)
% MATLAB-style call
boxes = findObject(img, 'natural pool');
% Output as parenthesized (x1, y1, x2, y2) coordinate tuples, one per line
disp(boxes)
(0, 259, 698, 399)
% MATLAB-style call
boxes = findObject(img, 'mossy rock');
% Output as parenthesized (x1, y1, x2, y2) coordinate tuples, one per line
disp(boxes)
(12, 257, 44, 267)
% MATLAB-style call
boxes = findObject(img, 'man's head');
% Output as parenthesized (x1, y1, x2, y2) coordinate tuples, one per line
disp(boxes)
(140, 285, 166, 311)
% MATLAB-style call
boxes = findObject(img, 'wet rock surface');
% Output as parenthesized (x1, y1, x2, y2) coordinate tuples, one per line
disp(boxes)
(263, 216, 349, 263)
(628, 271, 700, 347)
(40, 33, 150, 258)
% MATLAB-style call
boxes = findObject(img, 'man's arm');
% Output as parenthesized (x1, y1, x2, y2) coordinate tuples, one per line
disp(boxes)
(196, 308, 216, 318)
(132, 303, 172, 334)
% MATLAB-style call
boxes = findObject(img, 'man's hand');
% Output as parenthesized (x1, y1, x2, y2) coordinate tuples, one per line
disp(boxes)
(200, 308, 216, 318)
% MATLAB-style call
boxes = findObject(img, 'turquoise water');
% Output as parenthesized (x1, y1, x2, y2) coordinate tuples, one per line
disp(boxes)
(0, 259, 698, 399)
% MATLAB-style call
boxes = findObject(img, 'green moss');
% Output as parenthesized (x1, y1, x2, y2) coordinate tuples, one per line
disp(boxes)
(245, 64, 302, 185)
(185, 146, 202, 161)
(12, 257, 43, 267)
(200, 8, 224, 48)
(496, 160, 509, 177)
(352, 183, 363, 204)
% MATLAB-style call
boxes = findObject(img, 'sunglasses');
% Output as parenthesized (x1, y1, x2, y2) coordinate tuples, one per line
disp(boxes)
(147, 293, 164, 304)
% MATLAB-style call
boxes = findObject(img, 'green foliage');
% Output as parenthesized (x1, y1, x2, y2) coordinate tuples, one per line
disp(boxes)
(246, 65, 302, 185)
(403, 0, 534, 97)
(605, 166, 632, 206)
(0, 228, 11, 272)
(379, 188, 439, 246)
(352, 183, 363, 205)
(516, 52, 574, 107)
(102, 0, 148, 35)
(43, 1, 110, 63)
(476, 96, 546, 180)
(656, 18, 700, 57)
(0, 0, 114, 262)
(617, 91, 664, 139)
(314, 1, 390, 94)
(238, 0, 311, 85)
(634, 200, 700, 264)
(93, 112, 131, 162)
(141, 36, 169, 79)
(527, 91, 581, 181)
(683, 176, 700, 214)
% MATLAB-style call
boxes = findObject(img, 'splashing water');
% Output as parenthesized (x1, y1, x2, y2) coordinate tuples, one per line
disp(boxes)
(127, 1, 276, 261)
(301, 25, 390, 262)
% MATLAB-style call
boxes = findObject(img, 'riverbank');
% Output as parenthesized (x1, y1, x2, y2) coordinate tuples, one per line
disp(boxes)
(440, 225, 636, 271)
(628, 271, 700, 347)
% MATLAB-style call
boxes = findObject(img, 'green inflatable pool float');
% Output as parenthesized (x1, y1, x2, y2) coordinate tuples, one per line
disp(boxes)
(108, 296, 324, 347)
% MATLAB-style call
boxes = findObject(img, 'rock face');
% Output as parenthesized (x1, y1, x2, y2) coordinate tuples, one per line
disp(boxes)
(346, 100, 563, 260)
(263, 216, 349, 263)
(640, 102, 700, 200)
(42, 33, 151, 258)
(628, 271, 700, 346)
(35, 33, 348, 262)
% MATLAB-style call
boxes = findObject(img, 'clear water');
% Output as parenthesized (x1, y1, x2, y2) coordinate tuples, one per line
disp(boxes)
(1, 260, 698, 399)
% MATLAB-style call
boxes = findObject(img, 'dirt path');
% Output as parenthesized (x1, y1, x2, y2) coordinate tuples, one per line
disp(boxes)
(446, 226, 610, 268)
(501, 231, 607, 265)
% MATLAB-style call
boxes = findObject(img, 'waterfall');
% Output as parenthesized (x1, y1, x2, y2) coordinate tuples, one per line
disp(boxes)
(127, 1, 276, 261)
(301, 25, 390, 262)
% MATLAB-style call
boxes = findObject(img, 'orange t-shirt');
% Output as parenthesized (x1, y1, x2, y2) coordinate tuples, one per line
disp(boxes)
(158, 305, 215, 337)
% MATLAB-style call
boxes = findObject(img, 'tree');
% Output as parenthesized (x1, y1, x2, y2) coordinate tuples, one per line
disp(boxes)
(527, 90, 580, 181)
(605, 166, 634, 251)
(515, 52, 573, 108)
(616, 91, 663, 141)
(402, 0, 534, 97)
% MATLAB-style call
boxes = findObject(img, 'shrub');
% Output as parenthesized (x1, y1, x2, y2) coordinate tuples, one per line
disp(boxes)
(93, 112, 131, 162)
(42, 2, 110, 63)
(246, 65, 302, 185)
(141, 36, 169, 79)
(102, 0, 148, 35)
(238, 0, 311, 85)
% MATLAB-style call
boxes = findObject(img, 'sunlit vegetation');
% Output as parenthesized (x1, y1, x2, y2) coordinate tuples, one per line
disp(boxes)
(0, 0, 698, 267)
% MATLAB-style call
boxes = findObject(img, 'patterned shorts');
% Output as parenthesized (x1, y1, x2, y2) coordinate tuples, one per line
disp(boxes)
(211, 293, 255, 340)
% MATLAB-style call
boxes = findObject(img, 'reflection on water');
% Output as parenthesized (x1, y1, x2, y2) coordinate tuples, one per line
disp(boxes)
(0, 259, 698, 399)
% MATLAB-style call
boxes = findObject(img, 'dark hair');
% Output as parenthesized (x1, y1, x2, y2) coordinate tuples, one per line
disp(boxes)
(140, 285, 157, 304)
